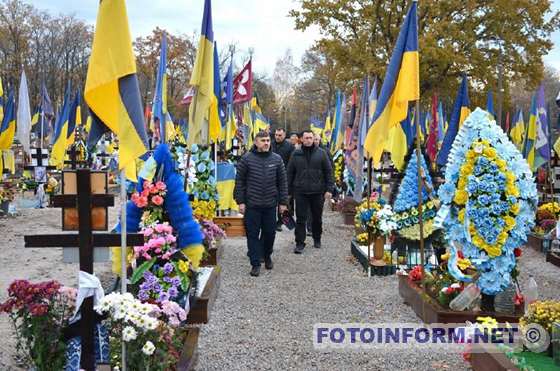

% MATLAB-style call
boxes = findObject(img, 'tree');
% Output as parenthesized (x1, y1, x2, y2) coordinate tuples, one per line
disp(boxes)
(290, 0, 560, 107)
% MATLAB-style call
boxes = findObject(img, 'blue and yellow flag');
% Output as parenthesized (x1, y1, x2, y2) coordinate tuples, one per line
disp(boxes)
(0, 76, 4, 123)
(486, 90, 495, 118)
(189, 0, 218, 146)
(0, 90, 15, 151)
(510, 108, 525, 150)
(322, 112, 332, 146)
(243, 102, 253, 148)
(223, 57, 237, 151)
(385, 106, 412, 170)
(534, 84, 550, 170)
(437, 101, 445, 148)
(364, 0, 419, 167)
(85, 0, 148, 181)
(523, 94, 538, 171)
(67, 91, 82, 146)
(310, 117, 324, 136)
(253, 112, 269, 134)
(50, 84, 72, 168)
(330, 90, 343, 153)
(437, 74, 470, 167)
(152, 33, 171, 141)
(216, 162, 238, 211)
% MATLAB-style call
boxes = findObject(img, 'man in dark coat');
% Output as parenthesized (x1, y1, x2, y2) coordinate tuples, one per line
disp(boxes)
(271, 127, 294, 231)
(287, 130, 334, 253)
(234, 131, 289, 276)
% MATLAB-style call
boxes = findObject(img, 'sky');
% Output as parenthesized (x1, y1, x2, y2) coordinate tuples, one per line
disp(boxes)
(37, 0, 322, 77)
(38, 0, 559, 76)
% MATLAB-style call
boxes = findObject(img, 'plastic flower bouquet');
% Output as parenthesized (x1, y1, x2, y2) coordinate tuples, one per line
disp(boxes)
(130, 222, 194, 307)
(187, 144, 218, 220)
(0, 280, 77, 370)
(95, 292, 187, 371)
(199, 219, 226, 249)
(131, 180, 167, 227)
(437, 108, 537, 295)
(355, 194, 397, 238)
(534, 202, 560, 235)
(393, 151, 439, 241)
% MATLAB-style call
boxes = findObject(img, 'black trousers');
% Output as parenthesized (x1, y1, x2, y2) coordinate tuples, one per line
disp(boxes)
(244, 207, 277, 267)
(294, 193, 324, 245)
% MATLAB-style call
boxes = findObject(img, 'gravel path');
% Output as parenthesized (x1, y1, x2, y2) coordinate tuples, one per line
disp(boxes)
(197, 209, 472, 370)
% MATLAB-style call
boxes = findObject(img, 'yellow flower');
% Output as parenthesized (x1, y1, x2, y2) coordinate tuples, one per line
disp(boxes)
(483, 147, 497, 159)
(466, 150, 476, 160)
(510, 203, 520, 215)
(472, 235, 484, 247)
(457, 177, 467, 191)
(497, 232, 508, 244)
(460, 164, 474, 177)
(441, 252, 450, 261)
(496, 159, 507, 170)
(504, 216, 516, 230)
(457, 258, 472, 271)
(486, 245, 502, 258)
(458, 209, 465, 222)
(178, 259, 190, 273)
(453, 190, 468, 205)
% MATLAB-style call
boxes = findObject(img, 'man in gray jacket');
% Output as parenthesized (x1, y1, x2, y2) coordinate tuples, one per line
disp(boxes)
(234, 131, 289, 277)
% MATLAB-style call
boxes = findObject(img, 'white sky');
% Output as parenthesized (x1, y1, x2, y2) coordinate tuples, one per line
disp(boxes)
(38, 0, 559, 76)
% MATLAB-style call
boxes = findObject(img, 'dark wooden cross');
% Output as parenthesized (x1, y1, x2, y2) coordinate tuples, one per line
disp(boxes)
(24, 168, 144, 371)
(24, 147, 56, 181)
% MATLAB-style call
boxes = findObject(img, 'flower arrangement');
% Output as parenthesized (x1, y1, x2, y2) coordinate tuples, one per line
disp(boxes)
(45, 176, 59, 197)
(437, 108, 538, 295)
(199, 219, 226, 248)
(95, 292, 187, 370)
(0, 280, 77, 370)
(393, 151, 439, 240)
(0, 179, 17, 203)
(187, 144, 218, 220)
(333, 150, 345, 192)
(130, 223, 193, 306)
(534, 202, 560, 235)
(520, 300, 560, 334)
(355, 194, 397, 237)
(132, 180, 167, 227)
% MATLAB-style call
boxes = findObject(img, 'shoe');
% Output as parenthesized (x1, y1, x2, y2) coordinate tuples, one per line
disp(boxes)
(264, 258, 274, 270)
(294, 244, 304, 254)
(313, 239, 321, 249)
(306, 231, 312, 237)
(250, 266, 260, 277)
(276, 224, 283, 232)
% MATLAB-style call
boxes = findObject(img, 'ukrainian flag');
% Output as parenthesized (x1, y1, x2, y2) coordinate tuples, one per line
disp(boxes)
(510, 108, 525, 150)
(523, 94, 538, 171)
(253, 112, 269, 134)
(188, 0, 218, 146)
(152, 33, 172, 142)
(223, 55, 237, 151)
(322, 112, 332, 146)
(486, 90, 495, 118)
(330, 91, 345, 154)
(0, 76, 4, 123)
(310, 117, 324, 136)
(243, 102, 253, 148)
(385, 106, 413, 170)
(50, 84, 72, 168)
(437, 101, 445, 149)
(84, 0, 148, 181)
(364, 0, 419, 167)
(436, 74, 470, 167)
(216, 162, 238, 211)
(67, 91, 82, 146)
(0, 90, 15, 151)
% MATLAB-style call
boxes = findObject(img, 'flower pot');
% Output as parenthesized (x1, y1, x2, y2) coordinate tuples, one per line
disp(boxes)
(371, 236, 386, 266)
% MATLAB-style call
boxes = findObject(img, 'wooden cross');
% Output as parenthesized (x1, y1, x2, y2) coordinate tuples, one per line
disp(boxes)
(24, 147, 55, 182)
(24, 169, 144, 371)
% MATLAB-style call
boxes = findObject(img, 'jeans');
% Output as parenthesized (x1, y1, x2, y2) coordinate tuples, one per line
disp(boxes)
(244, 206, 277, 267)
(294, 193, 324, 245)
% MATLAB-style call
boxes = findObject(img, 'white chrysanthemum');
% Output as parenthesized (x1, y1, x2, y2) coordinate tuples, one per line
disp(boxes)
(122, 326, 137, 342)
(142, 341, 155, 355)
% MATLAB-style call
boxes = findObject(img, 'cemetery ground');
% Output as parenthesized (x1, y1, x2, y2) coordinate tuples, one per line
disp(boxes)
(1, 204, 560, 370)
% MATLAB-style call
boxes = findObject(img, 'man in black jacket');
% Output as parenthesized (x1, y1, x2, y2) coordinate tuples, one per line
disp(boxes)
(287, 130, 334, 253)
(234, 131, 289, 277)
(271, 127, 294, 231)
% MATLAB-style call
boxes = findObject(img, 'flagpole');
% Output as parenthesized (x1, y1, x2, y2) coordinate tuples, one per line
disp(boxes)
(40, 111, 44, 149)
(415, 101, 425, 284)
(120, 168, 127, 371)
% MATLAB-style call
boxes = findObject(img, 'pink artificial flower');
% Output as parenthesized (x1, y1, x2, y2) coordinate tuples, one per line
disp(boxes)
(136, 196, 148, 208)
(162, 252, 171, 260)
(151, 195, 164, 206)
(156, 181, 167, 191)
(142, 253, 152, 260)
(143, 228, 154, 237)
(155, 248, 162, 254)
(166, 234, 176, 244)
(162, 223, 173, 234)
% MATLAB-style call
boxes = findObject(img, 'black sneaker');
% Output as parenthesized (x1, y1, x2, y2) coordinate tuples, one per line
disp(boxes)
(250, 266, 260, 277)
(294, 244, 305, 254)
(313, 239, 321, 249)
(264, 258, 273, 270)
